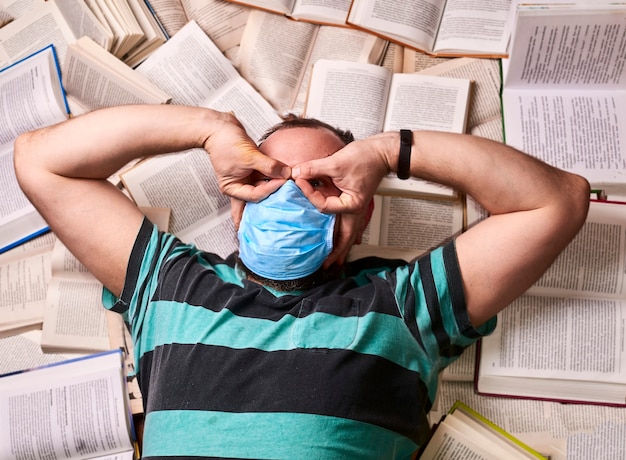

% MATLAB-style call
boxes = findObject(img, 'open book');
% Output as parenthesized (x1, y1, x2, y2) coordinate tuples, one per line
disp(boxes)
(136, 20, 282, 142)
(419, 400, 548, 459)
(346, 0, 516, 57)
(143, 0, 249, 54)
(236, 9, 388, 114)
(41, 207, 170, 354)
(304, 58, 472, 199)
(433, 379, 626, 460)
(121, 149, 240, 257)
(476, 200, 626, 406)
(501, 4, 626, 188)
(417, 57, 504, 143)
(361, 194, 463, 250)
(40, 240, 111, 353)
(0, 251, 51, 338)
(0, 45, 69, 254)
(0, 349, 137, 459)
(225, 0, 352, 26)
(62, 36, 171, 115)
(89, 0, 169, 66)
(0, 0, 112, 67)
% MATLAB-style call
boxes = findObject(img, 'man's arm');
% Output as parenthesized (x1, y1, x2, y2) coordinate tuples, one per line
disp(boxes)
(14, 105, 289, 297)
(293, 130, 590, 327)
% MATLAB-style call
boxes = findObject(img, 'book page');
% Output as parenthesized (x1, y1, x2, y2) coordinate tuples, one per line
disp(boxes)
(52, 0, 113, 51)
(182, 0, 250, 52)
(0, 1, 76, 66)
(418, 57, 502, 134)
(304, 59, 391, 139)
(480, 295, 626, 388)
(347, 0, 447, 53)
(291, 25, 388, 114)
(144, 0, 188, 37)
(440, 343, 476, 381)
(136, 19, 281, 142)
(435, 380, 626, 460)
(502, 88, 626, 185)
(420, 421, 505, 459)
(121, 149, 239, 257)
(41, 240, 110, 353)
(136, 20, 243, 106)
(291, 0, 351, 25)
(433, 0, 515, 56)
(0, 350, 134, 459)
(236, 10, 318, 113)
(0, 252, 50, 337)
(502, 7, 626, 186)
(381, 42, 404, 73)
(0, 232, 55, 264)
(505, 8, 626, 90)
(0, 46, 68, 253)
(122, 0, 168, 67)
(378, 196, 463, 251)
(63, 37, 171, 113)
(197, 76, 282, 142)
(382, 73, 471, 132)
(528, 201, 626, 299)
(0, 330, 82, 375)
(401, 48, 451, 72)
(0, 46, 68, 149)
(0, 8, 12, 27)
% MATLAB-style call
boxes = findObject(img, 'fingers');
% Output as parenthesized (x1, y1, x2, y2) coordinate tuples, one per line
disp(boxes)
(208, 125, 290, 203)
(235, 140, 291, 180)
(230, 198, 244, 231)
(295, 177, 364, 214)
(223, 177, 287, 203)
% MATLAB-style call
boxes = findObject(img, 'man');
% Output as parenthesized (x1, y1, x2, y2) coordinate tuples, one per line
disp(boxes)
(14, 104, 589, 459)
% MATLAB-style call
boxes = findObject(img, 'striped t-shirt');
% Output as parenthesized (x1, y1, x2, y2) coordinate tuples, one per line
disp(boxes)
(104, 218, 496, 459)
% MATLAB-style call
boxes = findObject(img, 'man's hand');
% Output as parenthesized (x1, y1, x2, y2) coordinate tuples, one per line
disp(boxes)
(292, 137, 389, 215)
(203, 113, 291, 204)
(292, 137, 389, 266)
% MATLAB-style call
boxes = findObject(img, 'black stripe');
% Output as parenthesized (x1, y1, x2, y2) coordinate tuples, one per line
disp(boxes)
(399, 266, 422, 349)
(442, 242, 480, 339)
(418, 253, 456, 359)
(140, 343, 432, 443)
(120, 217, 154, 305)
(152, 251, 404, 322)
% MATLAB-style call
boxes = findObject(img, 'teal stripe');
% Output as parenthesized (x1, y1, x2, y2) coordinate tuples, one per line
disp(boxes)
(131, 228, 178, 361)
(141, 302, 432, 373)
(394, 265, 410, 317)
(142, 410, 418, 459)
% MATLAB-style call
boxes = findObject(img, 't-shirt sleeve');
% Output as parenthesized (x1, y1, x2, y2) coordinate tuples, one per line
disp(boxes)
(393, 240, 497, 370)
(102, 217, 179, 322)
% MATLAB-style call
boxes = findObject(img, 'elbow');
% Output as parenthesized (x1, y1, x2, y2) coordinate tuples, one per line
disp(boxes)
(563, 172, 591, 234)
(13, 131, 40, 198)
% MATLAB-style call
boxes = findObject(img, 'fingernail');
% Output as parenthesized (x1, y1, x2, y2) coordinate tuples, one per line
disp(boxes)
(292, 166, 300, 178)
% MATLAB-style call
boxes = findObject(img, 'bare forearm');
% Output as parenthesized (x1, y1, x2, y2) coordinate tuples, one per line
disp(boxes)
(15, 104, 227, 180)
(375, 130, 590, 216)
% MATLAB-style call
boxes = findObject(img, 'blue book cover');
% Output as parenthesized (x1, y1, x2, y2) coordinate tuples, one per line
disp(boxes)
(0, 43, 70, 254)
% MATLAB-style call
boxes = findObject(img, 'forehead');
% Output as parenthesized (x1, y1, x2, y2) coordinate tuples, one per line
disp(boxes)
(259, 127, 345, 166)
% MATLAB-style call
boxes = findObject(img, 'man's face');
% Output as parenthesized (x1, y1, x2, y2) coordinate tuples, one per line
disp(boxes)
(237, 126, 349, 290)
(252, 126, 344, 197)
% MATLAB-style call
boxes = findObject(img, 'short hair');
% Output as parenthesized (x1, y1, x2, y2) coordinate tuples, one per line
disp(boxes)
(259, 116, 355, 146)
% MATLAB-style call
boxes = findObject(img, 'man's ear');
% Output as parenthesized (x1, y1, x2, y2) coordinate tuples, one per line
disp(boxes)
(231, 197, 245, 231)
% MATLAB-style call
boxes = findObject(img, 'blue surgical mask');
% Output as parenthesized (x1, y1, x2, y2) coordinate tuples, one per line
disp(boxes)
(238, 180, 335, 280)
